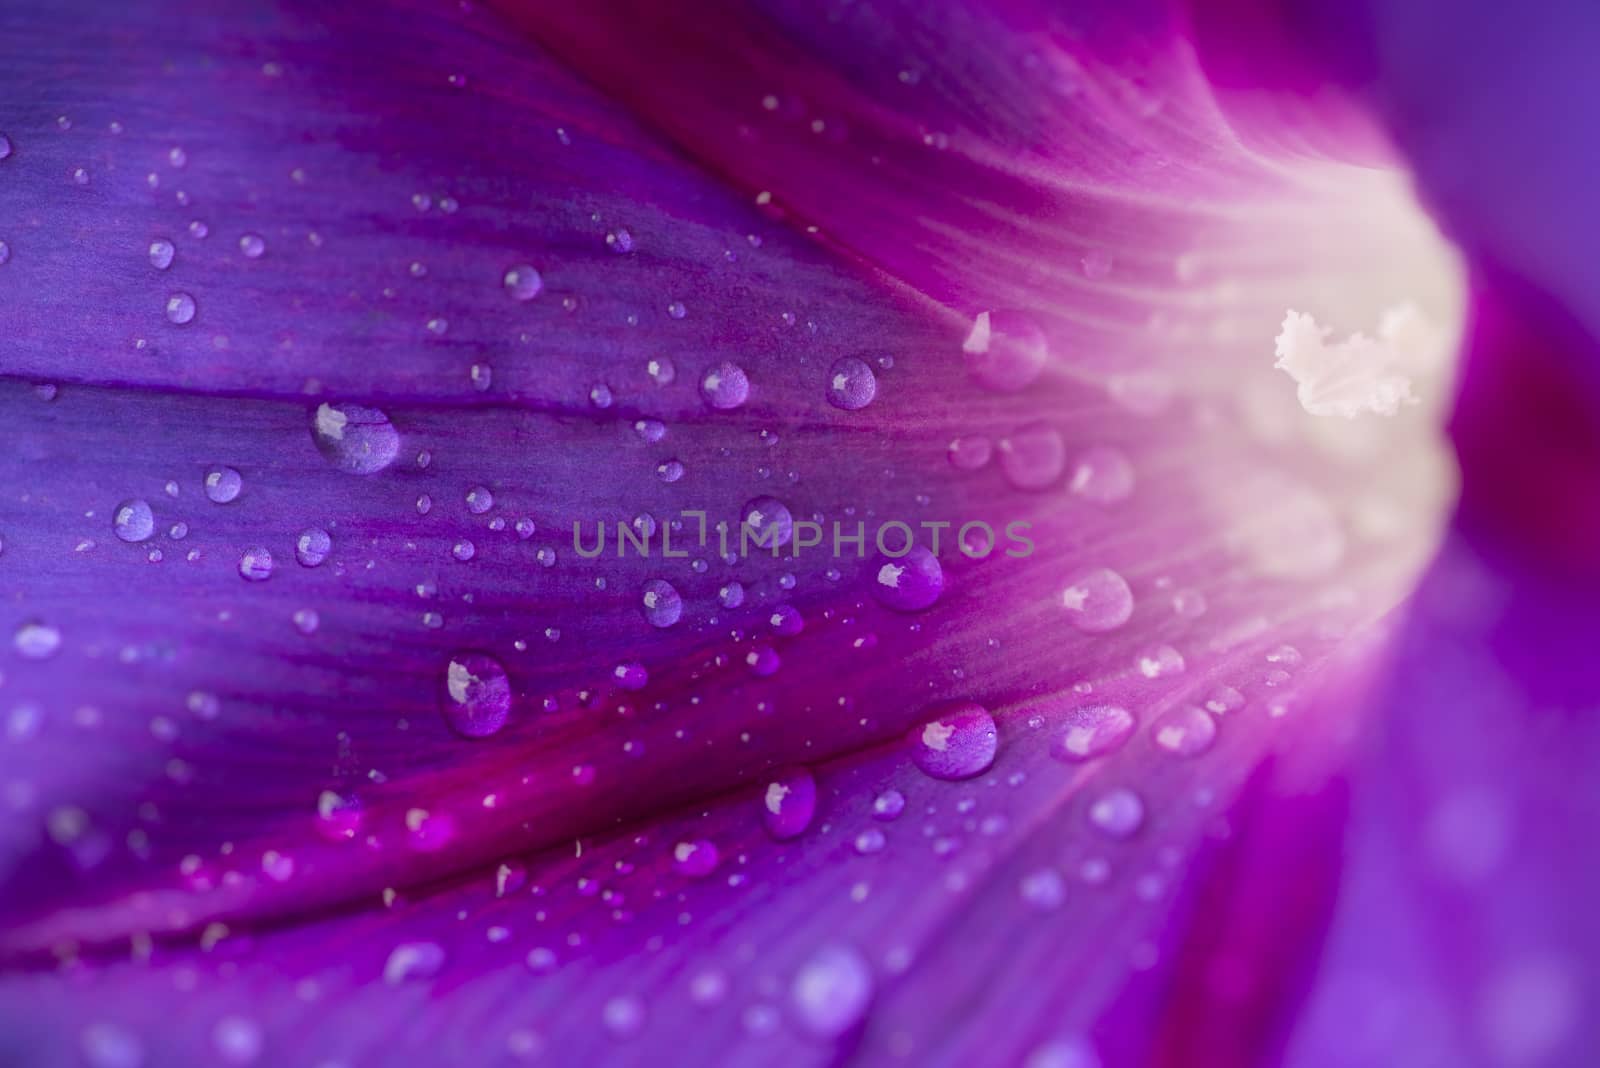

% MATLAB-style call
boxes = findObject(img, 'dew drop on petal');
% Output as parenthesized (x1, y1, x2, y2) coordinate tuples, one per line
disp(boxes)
(999, 424, 1066, 490)
(1069, 446, 1135, 503)
(164, 292, 196, 324)
(646, 357, 676, 385)
(503, 264, 543, 301)
(602, 996, 644, 1038)
(1152, 704, 1217, 757)
(673, 839, 719, 877)
(962, 309, 1047, 392)
(441, 653, 512, 738)
(79, 1022, 144, 1068)
(1087, 787, 1144, 838)
(465, 485, 494, 515)
(854, 828, 887, 854)
(612, 661, 648, 691)
(790, 944, 873, 1039)
(384, 941, 446, 984)
(947, 435, 993, 471)
(1053, 704, 1136, 762)
(211, 1017, 262, 1066)
(870, 545, 944, 612)
(1060, 568, 1133, 632)
(112, 499, 154, 543)
(641, 579, 683, 628)
(762, 767, 817, 840)
(908, 702, 997, 780)
(311, 403, 400, 474)
(204, 465, 242, 503)
(238, 233, 266, 259)
(295, 528, 331, 567)
(237, 547, 274, 582)
(741, 495, 793, 549)
(148, 239, 175, 270)
(825, 356, 877, 410)
(314, 789, 362, 841)
(13, 621, 61, 660)
(1019, 868, 1066, 911)
(871, 789, 905, 821)
(699, 361, 750, 410)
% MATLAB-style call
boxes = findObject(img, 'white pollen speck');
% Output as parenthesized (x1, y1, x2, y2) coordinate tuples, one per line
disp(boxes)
(1273, 305, 1444, 419)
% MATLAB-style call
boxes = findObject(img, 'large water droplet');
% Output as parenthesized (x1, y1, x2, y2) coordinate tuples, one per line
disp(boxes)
(1053, 704, 1136, 762)
(148, 238, 175, 270)
(441, 653, 512, 738)
(908, 702, 997, 780)
(1060, 568, 1133, 632)
(312, 403, 400, 474)
(790, 944, 873, 1038)
(699, 362, 750, 410)
(962, 310, 1047, 392)
(825, 356, 877, 411)
(870, 545, 944, 612)
(13, 620, 61, 659)
(112, 499, 154, 543)
(762, 767, 817, 840)
(641, 579, 683, 628)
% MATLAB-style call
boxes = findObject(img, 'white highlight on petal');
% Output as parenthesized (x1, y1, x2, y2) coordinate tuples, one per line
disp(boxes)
(1273, 304, 1447, 419)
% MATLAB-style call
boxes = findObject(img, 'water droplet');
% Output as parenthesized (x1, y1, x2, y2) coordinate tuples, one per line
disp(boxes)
(465, 486, 494, 515)
(295, 528, 331, 567)
(237, 546, 274, 581)
(384, 941, 445, 984)
(656, 459, 684, 483)
(1060, 568, 1133, 632)
(646, 357, 676, 385)
(0, 240, 9, 266)
(762, 767, 816, 839)
(612, 661, 648, 690)
(908, 702, 997, 780)
(314, 789, 362, 841)
(292, 608, 320, 634)
(699, 362, 750, 410)
(164, 292, 196, 324)
(1019, 868, 1066, 911)
(442, 653, 512, 738)
(79, 1022, 144, 1068)
(212, 1017, 263, 1065)
(312, 403, 400, 474)
(503, 264, 543, 301)
(203, 465, 242, 503)
(602, 996, 644, 1038)
(1069, 446, 1134, 503)
(1136, 645, 1185, 678)
(854, 828, 887, 854)
(999, 424, 1066, 490)
(962, 310, 1047, 392)
(641, 579, 683, 628)
(238, 233, 266, 259)
(0, 134, 11, 160)
(870, 545, 944, 612)
(745, 645, 781, 676)
(871, 789, 905, 821)
(13, 621, 63, 660)
(947, 435, 993, 470)
(791, 944, 873, 1038)
(1053, 704, 1136, 762)
(112, 499, 155, 543)
(667, 300, 687, 319)
(825, 356, 877, 411)
(741, 495, 793, 549)
(1152, 704, 1216, 757)
(673, 838, 719, 877)
(1087, 787, 1144, 838)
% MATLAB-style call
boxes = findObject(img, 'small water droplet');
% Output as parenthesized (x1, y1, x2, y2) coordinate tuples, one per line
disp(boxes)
(384, 941, 445, 984)
(825, 356, 877, 411)
(1152, 704, 1216, 757)
(741, 496, 793, 550)
(672, 838, 719, 877)
(1087, 787, 1144, 838)
(948, 435, 993, 470)
(237, 546, 274, 581)
(1053, 704, 1136, 762)
(791, 944, 873, 1038)
(1069, 446, 1134, 503)
(465, 486, 494, 515)
(871, 789, 905, 821)
(295, 528, 331, 567)
(647, 357, 676, 386)
(238, 233, 266, 259)
(641, 579, 683, 627)
(204, 466, 243, 503)
(762, 767, 816, 840)
(13, 620, 62, 660)
(164, 292, 197, 325)
(962, 310, 1047, 392)
(999, 424, 1066, 490)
